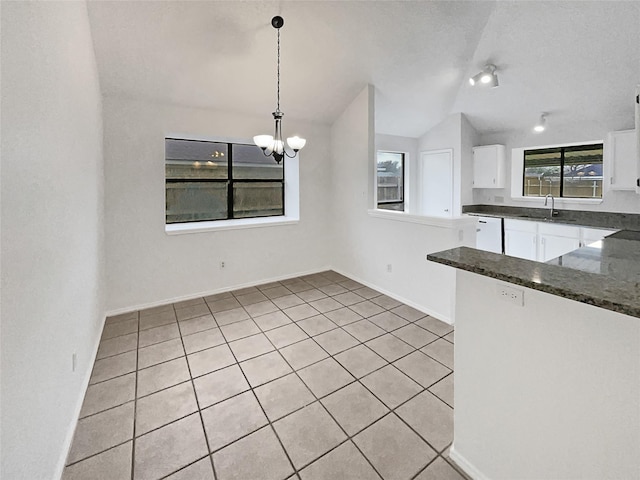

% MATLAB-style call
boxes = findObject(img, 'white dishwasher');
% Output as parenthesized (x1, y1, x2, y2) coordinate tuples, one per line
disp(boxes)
(475, 216, 503, 254)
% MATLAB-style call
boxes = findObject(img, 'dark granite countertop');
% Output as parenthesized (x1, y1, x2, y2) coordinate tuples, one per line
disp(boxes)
(427, 232, 640, 318)
(463, 204, 640, 230)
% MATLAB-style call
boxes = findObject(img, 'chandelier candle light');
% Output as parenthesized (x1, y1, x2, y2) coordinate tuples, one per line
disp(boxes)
(254, 16, 306, 164)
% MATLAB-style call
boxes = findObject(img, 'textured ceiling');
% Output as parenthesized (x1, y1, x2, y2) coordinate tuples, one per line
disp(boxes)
(87, 1, 640, 138)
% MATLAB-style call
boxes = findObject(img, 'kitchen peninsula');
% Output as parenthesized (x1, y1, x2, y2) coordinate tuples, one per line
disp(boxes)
(428, 227, 640, 479)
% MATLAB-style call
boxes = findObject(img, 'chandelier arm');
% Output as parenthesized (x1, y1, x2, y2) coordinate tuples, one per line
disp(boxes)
(258, 147, 273, 158)
(283, 148, 298, 159)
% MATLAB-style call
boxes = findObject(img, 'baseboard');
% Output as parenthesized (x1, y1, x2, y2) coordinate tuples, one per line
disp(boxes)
(328, 267, 453, 325)
(105, 266, 332, 317)
(449, 444, 490, 480)
(54, 314, 106, 480)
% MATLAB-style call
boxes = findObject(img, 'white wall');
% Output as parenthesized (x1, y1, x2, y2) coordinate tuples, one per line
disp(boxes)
(472, 118, 640, 213)
(461, 114, 480, 208)
(0, 2, 105, 479)
(418, 113, 466, 216)
(452, 270, 640, 479)
(330, 87, 472, 323)
(103, 96, 332, 312)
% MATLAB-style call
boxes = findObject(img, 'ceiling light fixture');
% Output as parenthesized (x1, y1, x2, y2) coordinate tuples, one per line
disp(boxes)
(469, 64, 499, 88)
(533, 113, 547, 133)
(253, 16, 306, 164)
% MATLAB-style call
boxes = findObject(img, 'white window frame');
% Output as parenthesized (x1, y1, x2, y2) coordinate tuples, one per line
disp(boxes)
(375, 150, 409, 212)
(165, 134, 299, 235)
(510, 139, 604, 206)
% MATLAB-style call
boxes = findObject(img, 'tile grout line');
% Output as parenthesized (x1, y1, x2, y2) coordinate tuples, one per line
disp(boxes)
(73, 329, 453, 468)
(130, 309, 141, 480)
(88, 272, 455, 479)
(214, 312, 301, 480)
(252, 317, 386, 480)
(224, 272, 455, 476)
(84, 314, 451, 427)
(281, 286, 455, 473)
(173, 301, 219, 480)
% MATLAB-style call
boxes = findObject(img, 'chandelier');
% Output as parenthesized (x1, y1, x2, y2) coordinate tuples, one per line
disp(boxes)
(253, 16, 306, 164)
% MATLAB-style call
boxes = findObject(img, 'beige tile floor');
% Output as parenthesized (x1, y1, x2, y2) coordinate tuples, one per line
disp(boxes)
(64, 271, 465, 480)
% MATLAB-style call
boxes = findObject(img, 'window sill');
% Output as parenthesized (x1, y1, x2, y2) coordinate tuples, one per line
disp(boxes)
(165, 216, 299, 235)
(510, 196, 603, 206)
(367, 209, 476, 228)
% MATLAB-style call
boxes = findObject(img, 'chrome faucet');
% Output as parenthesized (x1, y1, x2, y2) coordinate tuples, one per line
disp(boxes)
(544, 194, 555, 219)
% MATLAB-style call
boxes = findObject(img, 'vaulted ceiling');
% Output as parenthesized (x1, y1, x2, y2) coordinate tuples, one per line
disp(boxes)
(87, 1, 640, 138)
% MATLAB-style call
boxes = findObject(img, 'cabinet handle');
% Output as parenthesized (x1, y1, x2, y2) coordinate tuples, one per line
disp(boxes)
(611, 176, 614, 185)
(493, 178, 496, 184)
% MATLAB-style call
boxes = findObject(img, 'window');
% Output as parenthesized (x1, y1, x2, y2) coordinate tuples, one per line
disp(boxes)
(377, 151, 405, 211)
(523, 143, 603, 199)
(165, 138, 284, 224)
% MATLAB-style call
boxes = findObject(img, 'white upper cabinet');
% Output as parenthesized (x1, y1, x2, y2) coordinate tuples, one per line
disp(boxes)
(608, 129, 637, 191)
(473, 145, 506, 188)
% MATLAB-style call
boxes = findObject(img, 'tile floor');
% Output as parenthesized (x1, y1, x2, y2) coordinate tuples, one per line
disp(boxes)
(64, 271, 465, 480)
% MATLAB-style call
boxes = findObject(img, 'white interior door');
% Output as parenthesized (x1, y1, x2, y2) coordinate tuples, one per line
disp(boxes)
(420, 149, 453, 217)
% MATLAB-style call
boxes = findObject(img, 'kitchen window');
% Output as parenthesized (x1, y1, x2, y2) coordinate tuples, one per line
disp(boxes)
(522, 143, 603, 199)
(377, 151, 405, 211)
(165, 138, 284, 224)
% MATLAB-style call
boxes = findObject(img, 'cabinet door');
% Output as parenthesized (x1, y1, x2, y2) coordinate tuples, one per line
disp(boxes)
(473, 145, 505, 188)
(538, 234, 581, 262)
(609, 130, 637, 191)
(504, 229, 537, 260)
(420, 149, 453, 217)
(581, 227, 618, 246)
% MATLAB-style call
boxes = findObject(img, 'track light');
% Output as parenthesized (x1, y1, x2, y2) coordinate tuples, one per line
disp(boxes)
(533, 113, 547, 133)
(469, 64, 499, 88)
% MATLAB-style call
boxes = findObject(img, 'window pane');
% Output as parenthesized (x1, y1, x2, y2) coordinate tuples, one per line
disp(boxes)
(165, 139, 228, 180)
(377, 152, 404, 209)
(523, 149, 561, 197)
(562, 145, 603, 198)
(233, 144, 284, 180)
(166, 182, 227, 223)
(233, 182, 283, 218)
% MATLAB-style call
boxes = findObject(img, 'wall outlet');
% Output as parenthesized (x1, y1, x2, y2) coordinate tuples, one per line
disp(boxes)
(386, 264, 392, 273)
(220, 261, 225, 269)
(497, 285, 524, 306)
(72, 353, 77, 372)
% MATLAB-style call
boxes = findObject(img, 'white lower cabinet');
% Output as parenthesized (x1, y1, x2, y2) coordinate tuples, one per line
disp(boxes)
(537, 223, 581, 262)
(504, 219, 538, 260)
(538, 234, 581, 262)
(504, 219, 616, 262)
(581, 227, 618, 246)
